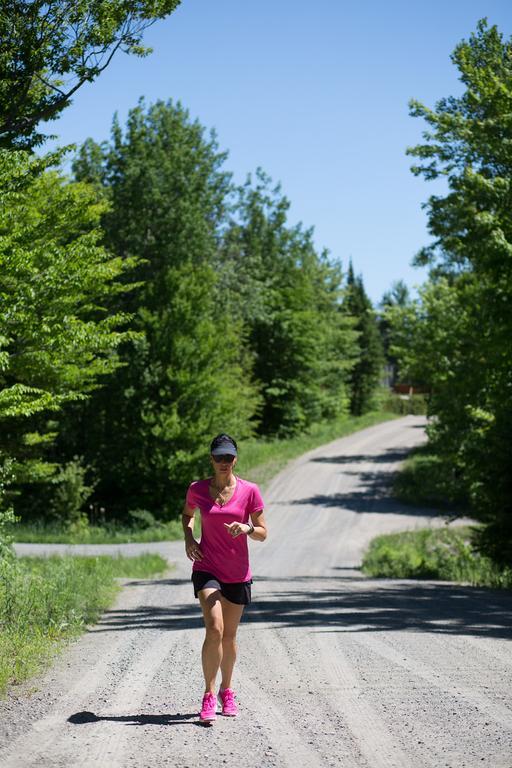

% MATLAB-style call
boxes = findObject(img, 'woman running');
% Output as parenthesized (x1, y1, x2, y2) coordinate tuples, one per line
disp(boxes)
(182, 433, 268, 723)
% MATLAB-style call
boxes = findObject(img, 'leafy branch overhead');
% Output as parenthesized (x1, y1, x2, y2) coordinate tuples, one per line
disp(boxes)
(0, 0, 182, 149)
(389, 19, 512, 563)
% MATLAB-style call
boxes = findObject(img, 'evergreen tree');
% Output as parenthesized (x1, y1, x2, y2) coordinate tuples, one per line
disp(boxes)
(343, 262, 384, 416)
(67, 100, 259, 519)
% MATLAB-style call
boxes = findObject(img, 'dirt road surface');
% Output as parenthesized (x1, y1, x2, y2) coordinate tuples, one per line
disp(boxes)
(2, 415, 511, 767)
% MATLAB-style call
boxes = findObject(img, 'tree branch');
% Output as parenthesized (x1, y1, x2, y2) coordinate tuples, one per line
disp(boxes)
(33, 72, 66, 98)
(0, 36, 125, 137)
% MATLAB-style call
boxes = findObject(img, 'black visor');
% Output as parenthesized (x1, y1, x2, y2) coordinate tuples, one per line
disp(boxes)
(211, 440, 237, 457)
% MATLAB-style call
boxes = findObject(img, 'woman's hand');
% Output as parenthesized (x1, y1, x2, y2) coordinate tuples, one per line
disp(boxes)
(185, 537, 203, 561)
(223, 522, 251, 537)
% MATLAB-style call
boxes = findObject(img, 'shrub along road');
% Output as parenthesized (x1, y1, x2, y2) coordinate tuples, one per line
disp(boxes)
(2, 416, 511, 767)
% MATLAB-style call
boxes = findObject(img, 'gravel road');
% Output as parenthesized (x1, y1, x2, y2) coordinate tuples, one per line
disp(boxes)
(1, 415, 511, 768)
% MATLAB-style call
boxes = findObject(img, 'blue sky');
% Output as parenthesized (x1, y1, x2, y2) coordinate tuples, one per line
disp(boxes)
(43, 1, 512, 304)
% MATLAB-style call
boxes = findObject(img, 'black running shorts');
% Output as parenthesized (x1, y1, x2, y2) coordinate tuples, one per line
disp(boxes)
(192, 570, 252, 605)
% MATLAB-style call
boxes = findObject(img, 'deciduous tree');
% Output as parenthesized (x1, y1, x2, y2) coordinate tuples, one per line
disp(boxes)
(221, 170, 357, 436)
(69, 100, 259, 518)
(0, 0, 181, 150)
(397, 19, 512, 562)
(0, 150, 137, 513)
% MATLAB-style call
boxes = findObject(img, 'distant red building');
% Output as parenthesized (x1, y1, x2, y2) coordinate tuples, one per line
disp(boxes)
(392, 383, 429, 396)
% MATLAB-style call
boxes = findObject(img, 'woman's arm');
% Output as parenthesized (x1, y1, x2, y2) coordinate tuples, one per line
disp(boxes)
(223, 509, 268, 541)
(182, 502, 203, 561)
(248, 509, 267, 541)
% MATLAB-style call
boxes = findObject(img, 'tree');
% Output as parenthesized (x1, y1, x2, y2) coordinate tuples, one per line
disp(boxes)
(0, 149, 137, 514)
(220, 170, 357, 436)
(403, 19, 512, 563)
(0, 0, 181, 150)
(378, 280, 411, 386)
(343, 262, 384, 416)
(67, 100, 260, 519)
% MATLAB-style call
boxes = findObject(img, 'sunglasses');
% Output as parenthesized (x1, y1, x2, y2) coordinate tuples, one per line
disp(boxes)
(212, 454, 236, 463)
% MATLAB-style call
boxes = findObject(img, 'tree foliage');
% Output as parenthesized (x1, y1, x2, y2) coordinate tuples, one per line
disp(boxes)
(0, 0, 182, 149)
(1, 0, 386, 525)
(66, 100, 260, 518)
(343, 263, 384, 416)
(390, 19, 512, 563)
(220, 171, 358, 436)
(0, 149, 137, 513)
(378, 280, 411, 383)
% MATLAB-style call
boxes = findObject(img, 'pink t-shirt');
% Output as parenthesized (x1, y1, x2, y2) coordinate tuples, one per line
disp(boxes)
(185, 476, 264, 583)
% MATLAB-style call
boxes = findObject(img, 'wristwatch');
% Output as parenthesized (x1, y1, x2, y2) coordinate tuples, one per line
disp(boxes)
(246, 521, 255, 535)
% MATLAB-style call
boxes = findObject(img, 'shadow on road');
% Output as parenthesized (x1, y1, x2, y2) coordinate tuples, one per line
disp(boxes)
(88, 576, 512, 640)
(283, 475, 447, 517)
(245, 578, 512, 639)
(68, 710, 200, 726)
(281, 446, 451, 517)
(310, 448, 411, 465)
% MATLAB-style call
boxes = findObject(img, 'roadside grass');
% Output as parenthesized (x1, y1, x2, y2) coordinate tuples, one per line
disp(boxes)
(10, 410, 400, 544)
(0, 553, 169, 696)
(9, 517, 186, 544)
(361, 526, 512, 589)
(393, 443, 467, 511)
(365, 441, 512, 590)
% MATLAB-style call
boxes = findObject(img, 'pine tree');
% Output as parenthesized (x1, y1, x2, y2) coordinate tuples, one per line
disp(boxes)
(343, 262, 384, 416)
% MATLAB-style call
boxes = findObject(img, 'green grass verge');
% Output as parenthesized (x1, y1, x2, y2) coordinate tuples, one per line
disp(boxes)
(0, 553, 169, 696)
(393, 444, 467, 510)
(361, 526, 512, 589)
(10, 517, 187, 544)
(11, 410, 400, 544)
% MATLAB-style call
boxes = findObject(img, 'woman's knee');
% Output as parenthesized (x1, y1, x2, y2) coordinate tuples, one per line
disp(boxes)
(199, 589, 224, 639)
(205, 621, 223, 641)
(222, 627, 238, 643)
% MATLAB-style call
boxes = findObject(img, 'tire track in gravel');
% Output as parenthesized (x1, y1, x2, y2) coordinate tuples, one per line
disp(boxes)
(313, 630, 416, 768)
(240, 675, 325, 768)
(73, 633, 177, 768)
(71, 578, 204, 768)
(357, 633, 512, 729)
(242, 609, 356, 767)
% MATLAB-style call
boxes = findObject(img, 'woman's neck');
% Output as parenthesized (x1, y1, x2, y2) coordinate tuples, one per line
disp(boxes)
(212, 471, 236, 489)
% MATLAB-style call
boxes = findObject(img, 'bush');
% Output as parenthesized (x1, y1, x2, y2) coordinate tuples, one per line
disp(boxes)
(49, 456, 95, 529)
(127, 508, 159, 530)
(362, 526, 512, 588)
(0, 508, 17, 562)
(0, 456, 17, 560)
(382, 392, 428, 415)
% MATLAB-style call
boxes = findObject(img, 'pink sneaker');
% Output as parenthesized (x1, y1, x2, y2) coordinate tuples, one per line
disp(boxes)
(218, 687, 238, 717)
(200, 691, 217, 722)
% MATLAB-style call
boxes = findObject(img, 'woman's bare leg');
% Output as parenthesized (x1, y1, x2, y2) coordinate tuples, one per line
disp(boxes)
(219, 596, 244, 691)
(198, 588, 224, 693)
